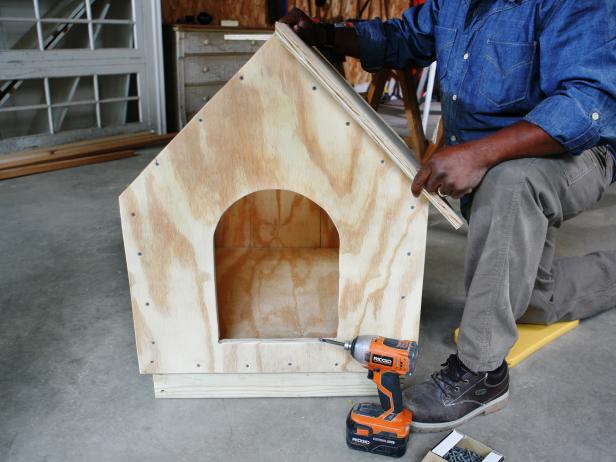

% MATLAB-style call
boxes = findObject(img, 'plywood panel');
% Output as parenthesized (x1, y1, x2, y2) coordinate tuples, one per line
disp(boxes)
(119, 33, 431, 375)
(214, 195, 253, 247)
(252, 190, 321, 248)
(216, 248, 338, 339)
(276, 24, 462, 227)
(320, 210, 339, 248)
(214, 190, 333, 248)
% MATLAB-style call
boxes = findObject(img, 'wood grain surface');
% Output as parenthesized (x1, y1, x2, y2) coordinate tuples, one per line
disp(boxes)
(216, 248, 339, 339)
(214, 189, 338, 248)
(120, 33, 429, 376)
(153, 372, 377, 398)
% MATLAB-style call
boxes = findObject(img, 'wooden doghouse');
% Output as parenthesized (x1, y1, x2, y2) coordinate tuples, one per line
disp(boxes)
(119, 23, 462, 398)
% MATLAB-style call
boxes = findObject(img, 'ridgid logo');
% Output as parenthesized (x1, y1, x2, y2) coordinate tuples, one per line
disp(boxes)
(352, 437, 370, 446)
(372, 354, 393, 366)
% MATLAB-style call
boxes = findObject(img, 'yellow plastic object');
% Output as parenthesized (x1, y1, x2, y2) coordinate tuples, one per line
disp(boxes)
(453, 320, 580, 367)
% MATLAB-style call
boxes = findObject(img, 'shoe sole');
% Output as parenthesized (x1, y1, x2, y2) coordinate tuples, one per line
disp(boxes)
(410, 391, 509, 433)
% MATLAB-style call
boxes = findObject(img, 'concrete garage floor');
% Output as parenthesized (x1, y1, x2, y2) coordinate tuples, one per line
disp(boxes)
(2, 109, 616, 461)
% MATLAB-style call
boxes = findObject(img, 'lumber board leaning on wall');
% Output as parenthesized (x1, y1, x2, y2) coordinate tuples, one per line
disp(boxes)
(0, 132, 176, 171)
(0, 150, 136, 180)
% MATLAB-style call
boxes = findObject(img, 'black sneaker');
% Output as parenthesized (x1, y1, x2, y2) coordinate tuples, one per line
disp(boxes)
(403, 354, 509, 433)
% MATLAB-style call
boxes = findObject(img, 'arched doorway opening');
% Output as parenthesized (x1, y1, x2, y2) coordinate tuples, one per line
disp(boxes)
(215, 190, 340, 340)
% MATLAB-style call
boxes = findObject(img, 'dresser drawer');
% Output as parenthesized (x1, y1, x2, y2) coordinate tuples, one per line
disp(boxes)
(183, 54, 252, 85)
(182, 31, 265, 55)
(184, 84, 225, 114)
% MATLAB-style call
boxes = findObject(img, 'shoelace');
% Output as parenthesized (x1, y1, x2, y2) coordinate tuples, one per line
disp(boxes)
(431, 354, 474, 397)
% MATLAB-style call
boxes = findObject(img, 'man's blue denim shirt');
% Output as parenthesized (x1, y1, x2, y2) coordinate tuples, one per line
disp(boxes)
(354, 0, 616, 181)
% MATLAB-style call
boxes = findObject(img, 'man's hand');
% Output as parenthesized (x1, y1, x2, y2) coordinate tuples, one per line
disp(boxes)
(411, 144, 490, 198)
(411, 121, 565, 198)
(279, 8, 362, 58)
(279, 8, 325, 47)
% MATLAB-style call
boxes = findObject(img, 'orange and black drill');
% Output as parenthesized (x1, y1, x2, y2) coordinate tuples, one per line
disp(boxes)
(320, 336, 419, 458)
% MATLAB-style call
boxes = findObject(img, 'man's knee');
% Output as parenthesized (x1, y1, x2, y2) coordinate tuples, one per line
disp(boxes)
(518, 292, 559, 325)
(469, 157, 557, 214)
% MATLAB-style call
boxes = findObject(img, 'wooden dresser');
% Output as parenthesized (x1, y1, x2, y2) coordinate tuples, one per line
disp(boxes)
(164, 25, 269, 130)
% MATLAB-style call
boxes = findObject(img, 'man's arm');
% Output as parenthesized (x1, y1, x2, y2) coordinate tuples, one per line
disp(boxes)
(410, 121, 565, 198)
(280, 2, 440, 71)
(412, 0, 616, 198)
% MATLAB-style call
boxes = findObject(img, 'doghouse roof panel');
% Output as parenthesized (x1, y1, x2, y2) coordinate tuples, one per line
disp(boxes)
(275, 23, 462, 229)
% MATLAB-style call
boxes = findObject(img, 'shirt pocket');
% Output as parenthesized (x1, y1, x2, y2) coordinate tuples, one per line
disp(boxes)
(434, 26, 457, 80)
(479, 39, 536, 108)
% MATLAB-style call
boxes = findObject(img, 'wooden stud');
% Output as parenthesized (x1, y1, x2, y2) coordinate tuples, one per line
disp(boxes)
(365, 69, 390, 111)
(394, 69, 428, 161)
(153, 372, 377, 398)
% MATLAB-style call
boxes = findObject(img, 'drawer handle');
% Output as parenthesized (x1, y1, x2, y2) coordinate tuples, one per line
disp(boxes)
(250, 40, 256, 46)
(202, 66, 209, 73)
(202, 96, 209, 102)
(203, 39, 209, 45)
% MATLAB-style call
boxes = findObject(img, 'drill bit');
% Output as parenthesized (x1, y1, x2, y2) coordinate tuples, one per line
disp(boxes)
(319, 338, 345, 347)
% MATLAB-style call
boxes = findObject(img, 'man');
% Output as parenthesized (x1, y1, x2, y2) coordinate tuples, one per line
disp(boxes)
(282, 0, 616, 432)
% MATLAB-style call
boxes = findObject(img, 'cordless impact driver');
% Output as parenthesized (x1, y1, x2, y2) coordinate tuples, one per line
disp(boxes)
(320, 336, 419, 458)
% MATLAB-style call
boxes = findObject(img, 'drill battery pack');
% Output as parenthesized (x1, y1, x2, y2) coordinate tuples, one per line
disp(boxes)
(345, 403, 411, 458)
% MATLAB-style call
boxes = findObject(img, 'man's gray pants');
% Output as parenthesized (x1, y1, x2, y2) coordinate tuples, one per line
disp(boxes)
(457, 146, 616, 372)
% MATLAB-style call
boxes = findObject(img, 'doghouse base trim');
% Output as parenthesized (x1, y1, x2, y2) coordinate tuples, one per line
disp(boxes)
(153, 372, 378, 398)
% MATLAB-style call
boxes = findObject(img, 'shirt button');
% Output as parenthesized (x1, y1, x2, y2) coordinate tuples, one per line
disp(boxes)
(452, 94, 458, 101)
(591, 112, 600, 120)
(450, 135, 457, 142)
(463, 52, 469, 60)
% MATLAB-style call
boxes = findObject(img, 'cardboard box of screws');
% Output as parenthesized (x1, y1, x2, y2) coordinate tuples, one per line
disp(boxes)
(421, 430, 504, 462)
